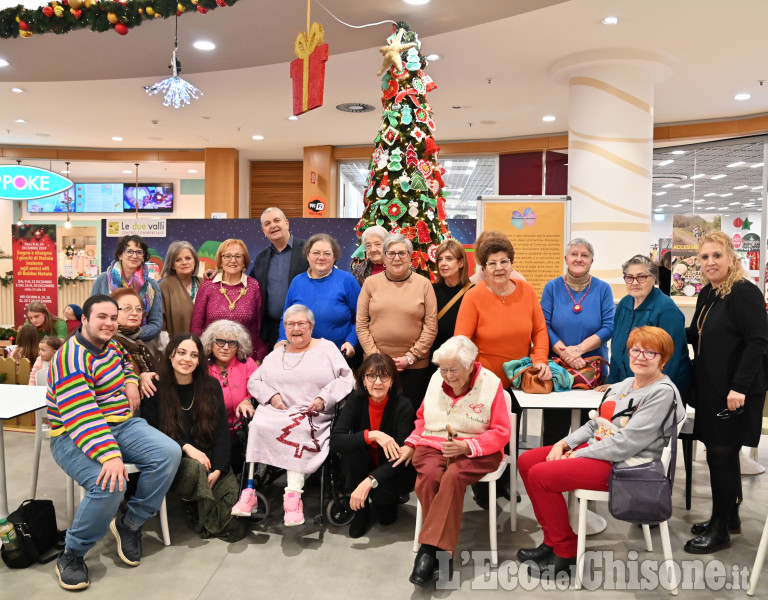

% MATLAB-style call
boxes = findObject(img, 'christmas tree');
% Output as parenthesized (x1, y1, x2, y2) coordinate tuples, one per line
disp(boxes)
(351, 22, 450, 279)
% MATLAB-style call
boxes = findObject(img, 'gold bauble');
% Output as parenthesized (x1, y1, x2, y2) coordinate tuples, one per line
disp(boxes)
(69, 0, 83, 9)
(83, 0, 95, 7)
(53, 5, 64, 16)
(154, 12, 162, 18)
(107, 11, 118, 23)
(145, 6, 154, 16)
(20, 30, 32, 38)
(177, 3, 185, 12)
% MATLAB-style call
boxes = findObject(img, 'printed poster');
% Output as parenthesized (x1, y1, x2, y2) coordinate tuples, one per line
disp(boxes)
(12, 224, 58, 327)
(671, 214, 721, 297)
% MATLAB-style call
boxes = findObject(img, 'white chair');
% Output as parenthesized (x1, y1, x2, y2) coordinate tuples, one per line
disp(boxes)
(573, 416, 686, 595)
(66, 464, 171, 546)
(748, 504, 768, 596)
(29, 367, 49, 499)
(413, 390, 513, 567)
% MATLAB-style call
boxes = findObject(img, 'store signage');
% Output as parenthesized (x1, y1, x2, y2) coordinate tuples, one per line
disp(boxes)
(0, 165, 73, 200)
(106, 219, 167, 237)
(307, 196, 327, 217)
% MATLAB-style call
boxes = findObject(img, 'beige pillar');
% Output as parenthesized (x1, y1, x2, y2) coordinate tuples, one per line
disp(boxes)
(551, 50, 672, 287)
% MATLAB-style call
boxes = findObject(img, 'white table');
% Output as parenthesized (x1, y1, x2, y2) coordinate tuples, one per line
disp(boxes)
(509, 388, 604, 533)
(0, 384, 47, 518)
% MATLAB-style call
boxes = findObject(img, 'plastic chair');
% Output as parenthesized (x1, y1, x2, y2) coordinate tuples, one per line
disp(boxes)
(573, 416, 687, 595)
(748, 504, 768, 596)
(412, 390, 513, 567)
(29, 367, 49, 499)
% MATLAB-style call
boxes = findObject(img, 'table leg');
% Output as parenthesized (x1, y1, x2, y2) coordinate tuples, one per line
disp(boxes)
(510, 412, 517, 532)
(0, 425, 8, 518)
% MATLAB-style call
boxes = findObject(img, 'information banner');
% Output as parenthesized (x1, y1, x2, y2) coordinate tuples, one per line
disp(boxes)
(12, 224, 58, 327)
(671, 214, 721, 297)
(479, 196, 569, 297)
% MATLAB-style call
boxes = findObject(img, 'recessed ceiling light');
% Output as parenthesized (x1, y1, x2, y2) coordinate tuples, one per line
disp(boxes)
(679, 199, 691, 203)
(752, 185, 763, 190)
(680, 183, 693, 188)
(661, 183, 675, 188)
(727, 161, 745, 168)
(122, 170, 132, 174)
(11, 87, 22, 93)
(601, 16, 618, 25)
(425, 54, 441, 61)
(0, 58, 9, 68)
(654, 192, 667, 196)
(729, 201, 742, 205)
(672, 204, 682, 208)
(733, 185, 748, 190)
(112, 136, 123, 142)
(404, 0, 430, 5)
(734, 93, 751, 101)
(542, 115, 556, 122)
(288, 115, 299, 121)
(694, 199, 706, 203)
(657, 159, 674, 166)
(336, 103, 375, 113)
(654, 208, 663, 213)
(188, 169, 198, 173)
(720, 193, 733, 197)
(705, 206, 717, 210)
(710, 174, 727, 179)
(252, 135, 264, 140)
(704, 193, 718, 197)
(670, 150, 686, 155)
(656, 204, 668, 208)
(751, 163, 764, 168)
(193, 41, 216, 51)
(14, 119, 26, 123)
(690, 173, 705, 179)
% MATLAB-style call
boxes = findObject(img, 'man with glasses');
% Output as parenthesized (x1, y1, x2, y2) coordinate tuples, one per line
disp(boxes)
(249, 207, 309, 348)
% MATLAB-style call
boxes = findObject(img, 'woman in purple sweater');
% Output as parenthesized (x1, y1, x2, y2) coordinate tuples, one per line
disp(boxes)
(191, 239, 268, 363)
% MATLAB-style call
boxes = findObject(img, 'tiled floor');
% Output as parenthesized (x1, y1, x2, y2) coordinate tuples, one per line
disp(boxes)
(2, 410, 767, 599)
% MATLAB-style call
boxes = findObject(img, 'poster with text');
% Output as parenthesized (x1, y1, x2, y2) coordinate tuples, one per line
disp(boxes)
(671, 214, 721, 297)
(12, 224, 58, 327)
(482, 199, 567, 297)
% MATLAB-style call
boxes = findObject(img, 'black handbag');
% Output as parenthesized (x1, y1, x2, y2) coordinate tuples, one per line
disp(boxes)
(1, 499, 64, 568)
(608, 402, 678, 524)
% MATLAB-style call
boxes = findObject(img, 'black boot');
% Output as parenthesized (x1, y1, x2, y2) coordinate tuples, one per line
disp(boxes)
(348, 505, 371, 539)
(517, 542, 553, 563)
(527, 552, 576, 581)
(691, 503, 741, 535)
(432, 550, 454, 582)
(684, 518, 732, 554)
(410, 545, 437, 587)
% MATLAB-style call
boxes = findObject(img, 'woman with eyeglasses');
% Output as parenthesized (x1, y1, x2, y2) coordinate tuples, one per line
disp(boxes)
(232, 305, 354, 525)
(92, 234, 163, 342)
(191, 238, 268, 363)
(277, 233, 361, 358)
(596, 255, 691, 393)
(518, 326, 684, 582)
(330, 354, 414, 538)
(683, 232, 768, 554)
(351, 225, 390, 285)
(109, 288, 158, 409)
(357, 233, 438, 414)
(159, 241, 202, 341)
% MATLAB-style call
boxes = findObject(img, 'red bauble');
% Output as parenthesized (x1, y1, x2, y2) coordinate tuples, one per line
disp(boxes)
(42, 6, 54, 16)
(216, 0, 227, 6)
(18, 20, 30, 31)
(71, 9, 82, 18)
(197, 5, 208, 13)
(734, 217, 744, 228)
(114, 22, 129, 35)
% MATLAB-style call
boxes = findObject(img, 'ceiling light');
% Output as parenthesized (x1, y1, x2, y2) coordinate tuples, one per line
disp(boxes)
(188, 169, 198, 173)
(60, 169, 69, 174)
(425, 54, 441, 61)
(654, 192, 667, 196)
(729, 201, 742, 205)
(670, 150, 686, 155)
(704, 193, 717, 197)
(672, 204, 682, 208)
(288, 115, 299, 121)
(734, 93, 751, 101)
(718, 207, 729, 211)
(112, 136, 123, 142)
(751, 163, 764, 168)
(654, 208, 663, 213)
(336, 103, 375, 113)
(252, 135, 264, 140)
(11, 87, 22, 93)
(193, 41, 216, 51)
(680, 183, 693, 188)
(14, 119, 26, 123)
(404, 0, 430, 4)
(693, 199, 706, 203)
(122, 170, 132, 174)
(733, 185, 748, 190)
(0, 58, 9, 67)
(704, 206, 716, 210)
(679, 199, 691, 203)
(720, 193, 733, 197)
(542, 115, 556, 122)
(657, 159, 674, 166)
(690, 174, 705, 179)
(656, 204, 668, 208)
(752, 185, 763, 190)
(711, 174, 727, 179)
(744, 202, 756, 207)
(727, 161, 745, 168)
(601, 16, 618, 25)
(661, 183, 675, 188)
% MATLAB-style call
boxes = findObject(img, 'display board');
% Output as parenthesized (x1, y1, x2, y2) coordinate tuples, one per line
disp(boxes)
(477, 195, 570, 297)
(12, 224, 58, 327)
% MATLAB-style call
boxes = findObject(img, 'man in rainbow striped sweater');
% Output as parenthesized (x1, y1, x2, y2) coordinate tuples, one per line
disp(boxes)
(47, 294, 181, 591)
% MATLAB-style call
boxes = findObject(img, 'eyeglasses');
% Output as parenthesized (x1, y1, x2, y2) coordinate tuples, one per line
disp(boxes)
(485, 259, 512, 269)
(219, 369, 229, 387)
(284, 321, 310, 329)
(385, 251, 409, 259)
(628, 347, 659, 360)
(439, 367, 465, 376)
(214, 339, 239, 349)
(309, 251, 334, 259)
(118, 306, 143, 315)
(364, 373, 392, 383)
(717, 407, 745, 420)
(221, 253, 244, 261)
(623, 274, 650, 284)
(123, 249, 144, 257)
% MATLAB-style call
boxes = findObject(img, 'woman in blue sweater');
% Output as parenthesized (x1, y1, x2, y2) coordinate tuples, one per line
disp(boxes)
(597, 254, 691, 393)
(278, 233, 361, 358)
(540, 239, 615, 444)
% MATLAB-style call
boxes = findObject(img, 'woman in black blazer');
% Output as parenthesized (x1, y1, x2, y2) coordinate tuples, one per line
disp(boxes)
(685, 231, 768, 554)
(330, 353, 414, 538)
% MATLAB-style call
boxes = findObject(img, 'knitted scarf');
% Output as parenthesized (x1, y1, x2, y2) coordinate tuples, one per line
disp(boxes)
(106, 260, 155, 319)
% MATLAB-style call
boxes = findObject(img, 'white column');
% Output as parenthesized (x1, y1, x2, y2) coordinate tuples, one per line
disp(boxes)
(551, 50, 672, 286)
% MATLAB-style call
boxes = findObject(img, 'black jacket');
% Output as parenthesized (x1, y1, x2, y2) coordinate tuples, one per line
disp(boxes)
(330, 390, 414, 484)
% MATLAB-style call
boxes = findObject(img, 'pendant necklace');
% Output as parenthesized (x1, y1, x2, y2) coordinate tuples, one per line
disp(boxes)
(219, 283, 247, 311)
(563, 275, 592, 313)
(282, 345, 309, 370)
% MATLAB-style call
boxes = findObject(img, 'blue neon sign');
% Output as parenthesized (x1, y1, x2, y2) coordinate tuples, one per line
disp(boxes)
(0, 165, 73, 200)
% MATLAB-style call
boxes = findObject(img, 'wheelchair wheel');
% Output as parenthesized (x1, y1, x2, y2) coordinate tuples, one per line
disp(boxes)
(325, 495, 354, 526)
(246, 490, 270, 525)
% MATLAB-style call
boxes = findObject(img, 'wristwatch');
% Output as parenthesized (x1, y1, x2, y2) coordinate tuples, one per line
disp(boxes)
(367, 475, 378, 488)
(406, 355, 414, 366)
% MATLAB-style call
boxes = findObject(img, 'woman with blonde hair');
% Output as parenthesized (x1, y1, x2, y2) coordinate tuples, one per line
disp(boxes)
(684, 231, 768, 554)
(25, 301, 67, 339)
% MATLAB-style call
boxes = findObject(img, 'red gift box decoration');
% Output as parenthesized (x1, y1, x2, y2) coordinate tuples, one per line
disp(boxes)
(290, 23, 328, 115)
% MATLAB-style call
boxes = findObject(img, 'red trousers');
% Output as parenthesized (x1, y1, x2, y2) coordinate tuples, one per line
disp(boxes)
(518, 444, 611, 557)
(413, 446, 501, 555)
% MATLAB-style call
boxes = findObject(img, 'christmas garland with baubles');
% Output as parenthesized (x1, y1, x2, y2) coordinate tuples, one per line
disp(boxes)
(0, 0, 238, 39)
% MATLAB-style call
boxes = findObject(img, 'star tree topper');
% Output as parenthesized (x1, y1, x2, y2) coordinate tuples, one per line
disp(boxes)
(377, 28, 417, 76)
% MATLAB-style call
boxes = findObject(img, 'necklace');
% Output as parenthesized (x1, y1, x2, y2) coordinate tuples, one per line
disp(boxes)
(282, 345, 309, 370)
(219, 283, 247, 310)
(563, 275, 592, 313)
(490, 283, 513, 304)
(695, 288, 719, 354)
(181, 393, 195, 411)
(385, 269, 412, 282)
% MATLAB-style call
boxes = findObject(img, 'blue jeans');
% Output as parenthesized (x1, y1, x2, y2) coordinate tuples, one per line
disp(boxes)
(50, 417, 181, 557)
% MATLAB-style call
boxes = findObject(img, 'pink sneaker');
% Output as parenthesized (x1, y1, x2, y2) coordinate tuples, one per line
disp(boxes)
(231, 488, 258, 517)
(283, 492, 305, 526)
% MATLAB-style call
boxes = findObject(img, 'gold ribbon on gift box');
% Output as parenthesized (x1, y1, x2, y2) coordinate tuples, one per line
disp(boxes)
(295, 22, 325, 113)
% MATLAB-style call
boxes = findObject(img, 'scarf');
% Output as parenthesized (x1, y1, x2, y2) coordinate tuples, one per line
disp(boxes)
(107, 260, 155, 320)
(114, 325, 157, 373)
(565, 271, 591, 292)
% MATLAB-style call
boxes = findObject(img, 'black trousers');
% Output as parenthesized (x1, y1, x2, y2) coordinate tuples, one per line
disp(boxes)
(400, 367, 433, 417)
(541, 408, 591, 447)
(340, 446, 412, 506)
